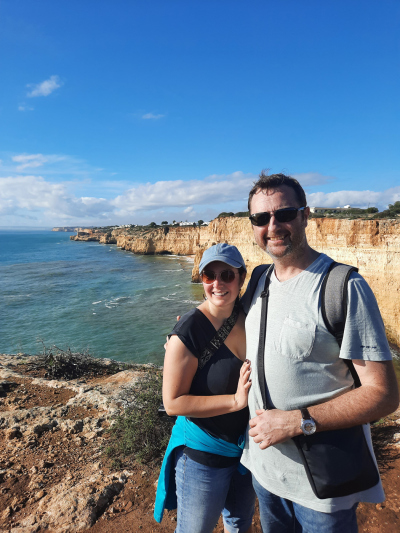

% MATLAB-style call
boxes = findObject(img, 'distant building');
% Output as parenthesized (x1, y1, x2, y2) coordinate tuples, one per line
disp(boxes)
(310, 206, 352, 214)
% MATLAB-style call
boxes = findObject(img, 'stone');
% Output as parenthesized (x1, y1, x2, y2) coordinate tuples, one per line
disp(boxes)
(35, 473, 127, 531)
(5, 427, 22, 440)
(38, 459, 54, 469)
(34, 489, 46, 501)
(60, 419, 84, 434)
(2, 505, 12, 519)
(124, 500, 133, 511)
(32, 420, 57, 437)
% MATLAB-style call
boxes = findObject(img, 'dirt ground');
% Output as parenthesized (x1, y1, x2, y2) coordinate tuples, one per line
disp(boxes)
(0, 358, 399, 532)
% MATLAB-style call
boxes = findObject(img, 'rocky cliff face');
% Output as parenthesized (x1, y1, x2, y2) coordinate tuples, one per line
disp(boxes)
(71, 219, 400, 346)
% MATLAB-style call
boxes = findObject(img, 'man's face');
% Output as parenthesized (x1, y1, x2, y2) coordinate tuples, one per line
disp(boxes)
(249, 186, 309, 259)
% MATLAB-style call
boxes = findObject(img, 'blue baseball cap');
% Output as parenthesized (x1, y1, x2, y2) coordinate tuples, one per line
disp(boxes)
(199, 243, 246, 273)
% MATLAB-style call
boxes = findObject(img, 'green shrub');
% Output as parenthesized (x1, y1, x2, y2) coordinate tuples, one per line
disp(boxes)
(105, 372, 172, 465)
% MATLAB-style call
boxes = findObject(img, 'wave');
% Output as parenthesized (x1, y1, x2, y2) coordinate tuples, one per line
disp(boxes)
(163, 269, 184, 272)
(92, 301, 102, 305)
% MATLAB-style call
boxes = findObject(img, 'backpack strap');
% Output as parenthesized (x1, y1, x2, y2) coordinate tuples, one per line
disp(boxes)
(321, 261, 360, 387)
(240, 264, 272, 314)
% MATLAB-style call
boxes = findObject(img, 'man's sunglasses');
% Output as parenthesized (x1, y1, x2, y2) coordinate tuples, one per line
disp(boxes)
(200, 269, 238, 284)
(249, 206, 306, 227)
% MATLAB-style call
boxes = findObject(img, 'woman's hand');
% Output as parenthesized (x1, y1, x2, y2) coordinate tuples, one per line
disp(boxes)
(234, 359, 252, 410)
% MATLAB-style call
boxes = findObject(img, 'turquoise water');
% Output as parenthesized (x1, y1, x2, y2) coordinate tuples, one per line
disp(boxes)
(1, 230, 399, 373)
(0, 230, 203, 365)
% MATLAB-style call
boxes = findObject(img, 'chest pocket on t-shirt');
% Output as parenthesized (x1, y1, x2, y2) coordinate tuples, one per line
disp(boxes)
(278, 317, 316, 359)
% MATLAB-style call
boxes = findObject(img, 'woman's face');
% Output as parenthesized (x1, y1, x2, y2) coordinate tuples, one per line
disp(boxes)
(201, 261, 245, 309)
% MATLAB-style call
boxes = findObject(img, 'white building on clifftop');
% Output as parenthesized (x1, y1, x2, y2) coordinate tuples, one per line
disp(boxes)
(310, 205, 351, 214)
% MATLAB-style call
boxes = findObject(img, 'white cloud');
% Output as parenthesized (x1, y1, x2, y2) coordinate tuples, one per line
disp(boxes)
(18, 104, 34, 112)
(142, 112, 165, 120)
(0, 175, 113, 221)
(12, 153, 66, 171)
(292, 172, 335, 187)
(1, 157, 398, 227)
(307, 187, 400, 209)
(111, 172, 256, 216)
(27, 75, 62, 98)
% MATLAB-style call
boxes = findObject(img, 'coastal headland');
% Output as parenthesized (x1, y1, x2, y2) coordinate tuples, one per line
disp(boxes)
(1, 353, 399, 532)
(71, 217, 400, 348)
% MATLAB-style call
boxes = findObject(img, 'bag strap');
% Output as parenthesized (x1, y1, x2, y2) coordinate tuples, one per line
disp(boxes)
(256, 266, 274, 410)
(320, 261, 360, 388)
(197, 300, 241, 370)
(240, 264, 271, 315)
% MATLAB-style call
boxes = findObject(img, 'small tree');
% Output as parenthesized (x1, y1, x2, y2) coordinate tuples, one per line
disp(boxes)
(197, 219, 204, 226)
(161, 221, 168, 225)
(149, 222, 157, 227)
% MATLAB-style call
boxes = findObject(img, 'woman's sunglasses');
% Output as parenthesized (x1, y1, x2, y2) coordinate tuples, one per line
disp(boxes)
(200, 269, 238, 284)
(249, 206, 306, 227)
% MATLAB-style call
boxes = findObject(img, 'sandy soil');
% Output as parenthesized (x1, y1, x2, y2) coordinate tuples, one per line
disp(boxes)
(0, 357, 398, 532)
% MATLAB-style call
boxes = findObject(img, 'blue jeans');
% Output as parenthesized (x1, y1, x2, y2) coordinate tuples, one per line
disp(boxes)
(174, 447, 255, 533)
(252, 476, 358, 533)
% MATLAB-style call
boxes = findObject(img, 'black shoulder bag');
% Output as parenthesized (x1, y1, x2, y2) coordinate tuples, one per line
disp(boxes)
(257, 269, 379, 499)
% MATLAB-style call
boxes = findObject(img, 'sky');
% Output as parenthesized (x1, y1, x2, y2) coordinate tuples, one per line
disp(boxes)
(0, 0, 399, 227)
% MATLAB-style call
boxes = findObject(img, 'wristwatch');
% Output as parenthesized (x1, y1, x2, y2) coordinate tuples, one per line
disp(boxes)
(300, 408, 317, 436)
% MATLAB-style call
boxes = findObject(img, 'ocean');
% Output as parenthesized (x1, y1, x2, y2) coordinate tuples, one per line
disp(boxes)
(1, 229, 399, 373)
(0, 230, 203, 365)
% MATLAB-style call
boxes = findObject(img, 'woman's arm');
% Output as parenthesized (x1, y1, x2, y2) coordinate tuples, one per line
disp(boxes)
(162, 335, 251, 417)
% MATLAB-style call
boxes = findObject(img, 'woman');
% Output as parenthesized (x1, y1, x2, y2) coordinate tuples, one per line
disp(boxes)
(154, 243, 255, 533)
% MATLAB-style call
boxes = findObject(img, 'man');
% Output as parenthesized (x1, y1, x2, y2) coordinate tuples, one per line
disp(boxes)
(240, 172, 399, 532)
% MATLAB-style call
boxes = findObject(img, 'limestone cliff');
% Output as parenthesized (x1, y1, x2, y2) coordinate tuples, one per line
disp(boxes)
(71, 219, 400, 346)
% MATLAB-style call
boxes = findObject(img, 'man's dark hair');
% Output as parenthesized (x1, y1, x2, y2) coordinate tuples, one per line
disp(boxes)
(248, 171, 307, 212)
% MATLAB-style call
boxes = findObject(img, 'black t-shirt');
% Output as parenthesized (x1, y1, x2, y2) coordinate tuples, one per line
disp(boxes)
(170, 308, 249, 467)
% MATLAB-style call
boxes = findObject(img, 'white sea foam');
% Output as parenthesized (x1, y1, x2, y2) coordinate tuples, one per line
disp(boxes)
(92, 301, 102, 305)
(181, 299, 202, 304)
(163, 269, 184, 272)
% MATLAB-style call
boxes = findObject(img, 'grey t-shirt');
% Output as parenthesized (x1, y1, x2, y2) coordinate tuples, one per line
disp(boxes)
(241, 253, 392, 512)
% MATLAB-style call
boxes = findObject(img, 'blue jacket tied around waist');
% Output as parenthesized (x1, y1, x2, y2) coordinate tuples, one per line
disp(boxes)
(154, 416, 247, 523)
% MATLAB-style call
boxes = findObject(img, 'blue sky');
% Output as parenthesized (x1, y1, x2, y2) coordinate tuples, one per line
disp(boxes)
(1, 0, 399, 227)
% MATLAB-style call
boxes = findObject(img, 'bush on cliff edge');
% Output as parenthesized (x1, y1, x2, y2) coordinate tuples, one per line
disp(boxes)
(105, 371, 172, 466)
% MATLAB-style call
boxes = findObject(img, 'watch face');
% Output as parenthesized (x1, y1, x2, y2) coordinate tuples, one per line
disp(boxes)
(302, 420, 317, 435)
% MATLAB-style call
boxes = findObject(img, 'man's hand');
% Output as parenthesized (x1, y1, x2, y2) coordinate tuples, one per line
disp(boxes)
(164, 316, 181, 350)
(248, 408, 301, 449)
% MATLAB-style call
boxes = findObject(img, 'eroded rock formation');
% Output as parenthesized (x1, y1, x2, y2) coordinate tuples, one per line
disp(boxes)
(71, 218, 400, 346)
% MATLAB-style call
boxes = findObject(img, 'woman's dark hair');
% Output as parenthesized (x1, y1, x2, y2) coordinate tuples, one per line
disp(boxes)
(238, 266, 246, 277)
(248, 171, 307, 212)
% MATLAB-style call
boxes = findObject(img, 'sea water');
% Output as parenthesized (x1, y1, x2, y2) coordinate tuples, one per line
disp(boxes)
(0, 230, 203, 365)
(1, 230, 399, 371)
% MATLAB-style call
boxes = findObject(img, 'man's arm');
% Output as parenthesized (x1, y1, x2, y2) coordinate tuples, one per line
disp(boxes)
(249, 359, 399, 450)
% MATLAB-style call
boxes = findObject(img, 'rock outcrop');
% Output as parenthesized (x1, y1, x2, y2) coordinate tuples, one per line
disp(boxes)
(0, 354, 156, 532)
(71, 218, 400, 346)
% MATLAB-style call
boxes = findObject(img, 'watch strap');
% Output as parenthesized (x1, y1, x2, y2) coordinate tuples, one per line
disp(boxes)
(300, 408, 312, 420)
